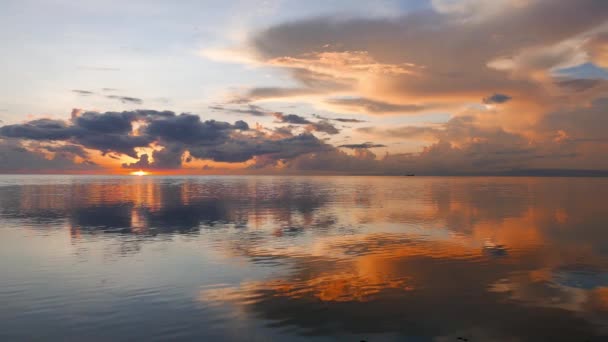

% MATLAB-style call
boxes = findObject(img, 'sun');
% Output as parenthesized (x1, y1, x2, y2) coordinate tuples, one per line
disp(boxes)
(131, 170, 148, 176)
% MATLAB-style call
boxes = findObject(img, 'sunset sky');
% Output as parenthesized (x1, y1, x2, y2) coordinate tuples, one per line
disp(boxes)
(1, 0, 608, 174)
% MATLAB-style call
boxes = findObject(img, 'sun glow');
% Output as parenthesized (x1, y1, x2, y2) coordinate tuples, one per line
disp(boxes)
(131, 170, 148, 176)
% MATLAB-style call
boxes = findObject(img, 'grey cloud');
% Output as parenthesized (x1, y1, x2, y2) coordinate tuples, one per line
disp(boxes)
(249, 0, 608, 106)
(6, 109, 323, 169)
(482, 93, 512, 104)
(333, 118, 367, 123)
(274, 113, 311, 124)
(0, 119, 78, 140)
(43, 144, 90, 159)
(72, 89, 95, 96)
(271, 126, 296, 138)
(307, 120, 340, 135)
(326, 97, 430, 114)
(189, 133, 328, 164)
(145, 114, 248, 145)
(75, 111, 136, 134)
(555, 78, 602, 92)
(0, 139, 99, 172)
(233, 87, 320, 103)
(539, 97, 608, 143)
(272, 113, 339, 134)
(106, 95, 143, 105)
(79, 134, 153, 158)
(357, 125, 441, 140)
(313, 114, 366, 123)
(0, 110, 190, 159)
(339, 143, 386, 149)
(210, 104, 274, 117)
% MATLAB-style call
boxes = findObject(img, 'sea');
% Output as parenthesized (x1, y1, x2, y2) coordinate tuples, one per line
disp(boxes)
(1, 175, 607, 341)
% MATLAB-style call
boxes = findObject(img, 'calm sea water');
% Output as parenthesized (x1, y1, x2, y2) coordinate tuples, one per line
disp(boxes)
(1, 175, 608, 341)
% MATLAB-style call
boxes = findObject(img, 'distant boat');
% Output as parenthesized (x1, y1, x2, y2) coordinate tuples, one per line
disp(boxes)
(405, 173, 415, 176)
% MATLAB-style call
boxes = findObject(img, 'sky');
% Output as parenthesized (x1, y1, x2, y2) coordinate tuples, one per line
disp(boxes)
(1, 0, 608, 175)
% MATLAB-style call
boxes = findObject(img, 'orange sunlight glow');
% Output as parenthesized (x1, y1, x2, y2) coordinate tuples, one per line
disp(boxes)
(131, 170, 148, 176)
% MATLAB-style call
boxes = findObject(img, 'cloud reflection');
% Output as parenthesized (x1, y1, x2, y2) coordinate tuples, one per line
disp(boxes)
(2, 176, 608, 339)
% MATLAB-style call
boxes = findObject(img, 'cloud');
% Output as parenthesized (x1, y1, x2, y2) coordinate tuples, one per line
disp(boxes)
(306, 120, 340, 135)
(313, 114, 366, 123)
(586, 33, 608, 68)
(0, 139, 98, 172)
(326, 97, 431, 114)
(0, 119, 78, 140)
(232, 87, 320, 103)
(5, 1, 608, 174)
(538, 97, 608, 144)
(72, 89, 95, 96)
(190, 132, 328, 164)
(482, 93, 512, 104)
(554, 78, 602, 92)
(357, 125, 441, 140)
(333, 118, 366, 123)
(106, 95, 143, 105)
(145, 113, 249, 145)
(0, 108, 338, 170)
(71, 89, 144, 105)
(192, 0, 608, 174)
(273, 113, 311, 124)
(226, 0, 608, 123)
(43, 144, 90, 160)
(272, 113, 340, 134)
(2, 97, 608, 173)
(209, 104, 275, 117)
(339, 142, 386, 149)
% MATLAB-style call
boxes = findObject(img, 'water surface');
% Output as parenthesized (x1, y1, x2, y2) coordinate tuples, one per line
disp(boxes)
(1, 175, 608, 341)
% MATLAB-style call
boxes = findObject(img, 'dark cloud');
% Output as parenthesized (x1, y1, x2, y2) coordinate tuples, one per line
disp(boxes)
(1, 108, 336, 170)
(273, 113, 311, 124)
(272, 113, 339, 134)
(313, 114, 366, 123)
(74, 111, 136, 134)
(307, 120, 339, 135)
(79, 134, 152, 158)
(0, 139, 99, 172)
(190, 133, 328, 164)
(0, 119, 78, 140)
(43, 144, 90, 159)
(333, 118, 366, 123)
(145, 113, 248, 145)
(106, 95, 143, 105)
(482, 93, 512, 104)
(0, 110, 245, 161)
(339, 143, 386, 149)
(0, 110, 183, 158)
